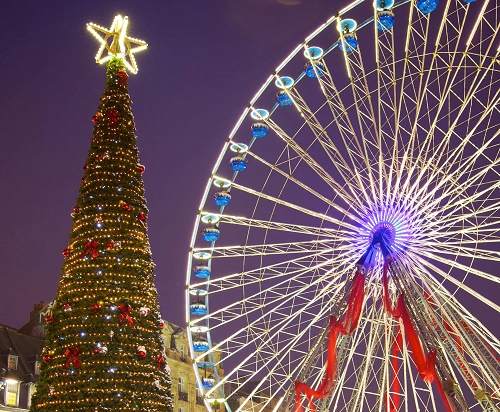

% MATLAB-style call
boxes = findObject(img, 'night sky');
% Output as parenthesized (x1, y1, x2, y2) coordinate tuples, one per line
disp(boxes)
(0, 0, 340, 329)
(1, 0, 498, 344)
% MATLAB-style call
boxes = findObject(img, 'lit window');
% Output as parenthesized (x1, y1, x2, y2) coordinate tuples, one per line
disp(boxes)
(6, 381, 19, 406)
(8, 355, 18, 370)
(178, 376, 185, 393)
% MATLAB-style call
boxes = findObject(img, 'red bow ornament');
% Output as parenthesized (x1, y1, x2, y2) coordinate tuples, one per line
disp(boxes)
(106, 109, 119, 125)
(64, 348, 81, 369)
(82, 240, 100, 259)
(118, 303, 134, 326)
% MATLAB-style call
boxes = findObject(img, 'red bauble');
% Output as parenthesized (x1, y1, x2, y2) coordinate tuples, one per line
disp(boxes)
(138, 212, 147, 222)
(43, 354, 52, 363)
(139, 164, 145, 174)
(73, 206, 79, 213)
(107, 241, 114, 249)
(121, 202, 131, 211)
(62, 248, 71, 257)
(45, 315, 54, 324)
(92, 113, 101, 123)
(91, 302, 101, 312)
(137, 346, 147, 358)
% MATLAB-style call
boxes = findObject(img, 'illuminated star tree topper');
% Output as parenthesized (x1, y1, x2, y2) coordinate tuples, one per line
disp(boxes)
(87, 15, 147, 74)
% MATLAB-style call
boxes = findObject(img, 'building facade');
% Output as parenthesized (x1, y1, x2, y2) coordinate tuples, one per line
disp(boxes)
(0, 324, 44, 411)
(162, 322, 225, 412)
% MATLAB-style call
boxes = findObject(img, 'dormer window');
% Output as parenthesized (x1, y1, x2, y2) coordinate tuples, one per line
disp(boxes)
(8, 355, 18, 370)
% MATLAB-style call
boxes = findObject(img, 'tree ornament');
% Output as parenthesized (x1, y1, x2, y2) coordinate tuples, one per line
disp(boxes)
(73, 206, 79, 213)
(118, 303, 134, 326)
(49, 386, 55, 395)
(82, 240, 100, 259)
(91, 302, 101, 312)
(43, 354, 52, 363)
(83, 162, 88, 170)
(137, 346, 147, 358)
(139, 164, 145, 174)
(64, 348, 82, 369)
(63, 303, 72, 312)
(45, 315, 55, 324)
(120, 200, 131, 211)
(93, 343, 108, 355)
(92, 112, 101, 122)
(62, 247, 72, 257)
(107, 240, 114, 249)
(159, 319, 165, 328)
(156, 354, 166, 370)
(109, 330, 115, 340)
(98, 152, 110, 161)
(139, 306, 150, 317)
(117, 69, 129, 86)
(138, 211, 147, 222)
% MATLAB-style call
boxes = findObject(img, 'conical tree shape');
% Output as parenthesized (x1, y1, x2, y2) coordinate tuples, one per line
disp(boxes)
(31, 57, 174, 412)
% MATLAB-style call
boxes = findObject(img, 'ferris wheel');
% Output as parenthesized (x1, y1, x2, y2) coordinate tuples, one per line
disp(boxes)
(185, 0, 500, 411)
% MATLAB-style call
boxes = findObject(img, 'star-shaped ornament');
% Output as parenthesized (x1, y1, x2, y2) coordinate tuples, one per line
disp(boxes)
(87, 15, 147, 74)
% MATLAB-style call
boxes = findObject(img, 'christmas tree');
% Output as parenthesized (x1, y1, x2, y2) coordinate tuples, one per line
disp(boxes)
(31, 16, 174, 412)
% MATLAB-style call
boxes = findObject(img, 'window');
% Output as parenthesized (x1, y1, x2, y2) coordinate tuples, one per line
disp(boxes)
(29, 384, 37, 408)
(6, 381, 19, 406)
(35, 360, 42, 374)
(178, 407, 185, 412)
(178, 376, 185, 393)
(8, 355, 18, 370)
(179, 343, 185, 360)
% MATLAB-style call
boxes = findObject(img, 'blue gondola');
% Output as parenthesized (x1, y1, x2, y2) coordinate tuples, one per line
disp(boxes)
(201, 227, 220, 242)
(338, 36, 358, 53)
(378, 12, 395, 30)
(276, 91, 293, 106)
(194, 265, 211, 278)
(193, 339, 209, 352)
(214, 191, 231, 206)
(251, 123, 269, 138)
(305, 62, 325, 78)
(230, 156, 248, 171)
(416, 0, 438, 13)
(190, 299, 207, 316)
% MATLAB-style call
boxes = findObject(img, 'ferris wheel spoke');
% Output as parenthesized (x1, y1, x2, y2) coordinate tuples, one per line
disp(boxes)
(207, 273, 353, 401)
(249, 111, 363, 210)
(200, 212, 358, 239)
(228, 181, 361, 231)
(303, 54, 375, 204)
(337, 17, 381, 204)
(242, 152, 364, 223)
(418, 242, 500, 262)
(408, 108, 500, 219)
(374, 1, 400, 209)
(281, 83, 367, 202)
(193, 238, 345, 259)
(194, 252, 353, 327)
(411, 252, 500, 313)
(418, 248, 500, 285)
(391, 4, 434, 205)
(192, 247, 352, 300)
